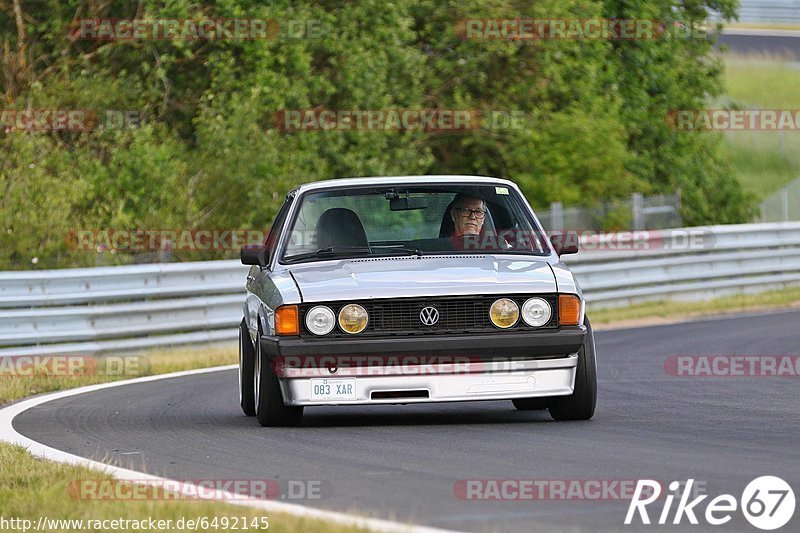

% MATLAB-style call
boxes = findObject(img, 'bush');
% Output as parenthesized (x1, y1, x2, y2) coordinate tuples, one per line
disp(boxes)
(0, 0, 753, 269)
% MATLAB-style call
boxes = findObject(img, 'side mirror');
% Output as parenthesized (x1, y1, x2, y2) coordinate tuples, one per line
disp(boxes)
(241, 244, 269, 266)
(549, 231, 579, 256)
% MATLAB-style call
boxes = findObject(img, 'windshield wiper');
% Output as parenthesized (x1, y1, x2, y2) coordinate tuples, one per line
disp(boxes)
(283, 246, 372, 263)
(371, 246, 424, 257)
(284, 245, 424, 263)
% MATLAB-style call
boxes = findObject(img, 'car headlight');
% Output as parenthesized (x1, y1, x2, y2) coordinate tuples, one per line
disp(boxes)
(521, 297, 552, 327)
(305, 305, 335, 336)
(489, 298, 519, 329)
(338, 304, 369, 334)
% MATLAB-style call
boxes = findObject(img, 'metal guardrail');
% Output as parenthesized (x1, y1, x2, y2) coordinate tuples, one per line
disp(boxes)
(710, 0, 800, 24)
(0, 261, 245, 307)
(0, 261, 248, 356)
(2, 223, 800, 356)
(738, 0, 800, 24)
(565, 223, 800, 305)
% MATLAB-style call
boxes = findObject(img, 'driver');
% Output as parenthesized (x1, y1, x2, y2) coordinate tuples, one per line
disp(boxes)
(449, 194, 514, 250)
(450, 194, 487, 237)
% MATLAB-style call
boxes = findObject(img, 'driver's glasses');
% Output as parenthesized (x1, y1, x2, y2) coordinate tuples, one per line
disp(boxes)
(455, 207, 486, 219)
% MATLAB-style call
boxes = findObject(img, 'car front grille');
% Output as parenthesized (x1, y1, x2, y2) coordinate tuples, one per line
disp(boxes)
(298, 294, 559, 337)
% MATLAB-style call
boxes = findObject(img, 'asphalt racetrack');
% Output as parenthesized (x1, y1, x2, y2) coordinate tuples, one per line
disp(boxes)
(719, 31, 800, 59)
(13, 310, 800, 532)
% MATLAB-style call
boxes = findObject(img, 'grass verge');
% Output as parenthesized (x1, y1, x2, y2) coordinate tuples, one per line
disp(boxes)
(591, 285, 800, 328)
(0, 443, 368, 533)
(0, 345, 371, 533)
(721, 55, 800, 196)
(0, 345, 237, 406)
(724, 22, 800, 32)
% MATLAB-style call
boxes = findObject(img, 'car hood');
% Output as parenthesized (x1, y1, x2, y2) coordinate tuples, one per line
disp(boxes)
(287, 255, 557, 302)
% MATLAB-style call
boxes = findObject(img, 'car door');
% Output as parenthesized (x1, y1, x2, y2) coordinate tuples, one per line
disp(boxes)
(245, 192, 295, 339)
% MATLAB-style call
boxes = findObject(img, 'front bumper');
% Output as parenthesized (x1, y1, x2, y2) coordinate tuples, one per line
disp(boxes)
(281, 355, 578, 406)
(261, 327, 585, 406)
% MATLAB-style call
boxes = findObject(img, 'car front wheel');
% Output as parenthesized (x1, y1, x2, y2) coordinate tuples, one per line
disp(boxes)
(238, 319, 255, 416)
(548, 316, 597, 421)
(254, 325, 303, 427)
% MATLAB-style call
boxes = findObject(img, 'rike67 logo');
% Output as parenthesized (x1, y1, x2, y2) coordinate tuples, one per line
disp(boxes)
(626, 477, 795, 530)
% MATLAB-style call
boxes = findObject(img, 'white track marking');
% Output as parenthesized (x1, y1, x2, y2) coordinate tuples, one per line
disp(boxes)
(0, 365, 459, 533)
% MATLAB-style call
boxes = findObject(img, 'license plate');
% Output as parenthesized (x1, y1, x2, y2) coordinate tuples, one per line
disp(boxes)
(310, 378, 356, 401)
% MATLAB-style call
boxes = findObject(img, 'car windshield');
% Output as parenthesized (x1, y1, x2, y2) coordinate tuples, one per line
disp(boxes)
(280, 184, 549, 263)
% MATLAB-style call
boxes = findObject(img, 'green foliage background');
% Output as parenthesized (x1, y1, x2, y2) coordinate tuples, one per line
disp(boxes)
(0, 0, 751, 269)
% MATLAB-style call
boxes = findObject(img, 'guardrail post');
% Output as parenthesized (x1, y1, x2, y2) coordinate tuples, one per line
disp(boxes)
(782, 189, 790, 222)
(159, 239, 173, 263)
(631, 193, 644, 230)
(550, 202, 563, 231)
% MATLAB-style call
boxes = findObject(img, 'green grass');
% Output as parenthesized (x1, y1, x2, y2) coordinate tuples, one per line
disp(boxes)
(724, 22, 800, 31)
(0, 346, 373, 533)
(591, 285, 800, 326)
(721, 57, 800, 197)
(724, 57, 800, 109)
(0, 443, 368, 533)
(0, 345, 238, 406)
(720, 131, 800, 196)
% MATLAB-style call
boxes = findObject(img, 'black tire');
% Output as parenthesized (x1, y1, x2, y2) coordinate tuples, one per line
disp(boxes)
(548, 316, 597, 421)
(512, 397, 550, 411)
(254, 325, 303, 427)
(239, 319, 256, 416)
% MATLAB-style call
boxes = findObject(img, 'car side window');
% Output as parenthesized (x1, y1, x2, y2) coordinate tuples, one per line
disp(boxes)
(264, 196, 294, 261)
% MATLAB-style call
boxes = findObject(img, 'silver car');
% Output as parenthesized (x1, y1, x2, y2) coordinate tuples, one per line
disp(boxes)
(239, 175, 595, 426)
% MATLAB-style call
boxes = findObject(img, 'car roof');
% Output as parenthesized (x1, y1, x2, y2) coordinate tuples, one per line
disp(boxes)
(293, 175, 518, 193)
